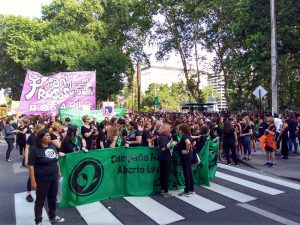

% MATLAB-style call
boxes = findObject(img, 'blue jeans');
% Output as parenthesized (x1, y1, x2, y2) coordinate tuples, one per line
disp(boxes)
(288, 137, 298, 152)
(242, 135, 252, 156)
(5, 138, 14, 160)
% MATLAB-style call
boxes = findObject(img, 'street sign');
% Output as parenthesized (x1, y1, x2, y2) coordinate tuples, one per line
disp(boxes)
(253, 86, 267, 99)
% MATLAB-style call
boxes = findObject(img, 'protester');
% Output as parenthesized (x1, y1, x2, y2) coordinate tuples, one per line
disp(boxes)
(24, 123, 45, 202)
(81, 115, 94, 150)
(4, 117, 16, 162)
(240, 117, 253, 160)
(278, 116, 289, 159)
(97, 121, 108, 149)
(16, 120, 28, 158)
(223, 121, 239, 165)
(177, 123, 194, 196)
(158, 124, 173, 197)
(107, 125, 120, 148)
(61, 125, 88, 154)
(264, 117, 277, 167)
(28, 129, 65, 225)
(50, 122, 63, 151)
(125, 121, 142, 147)
(287, 115, 298, 152)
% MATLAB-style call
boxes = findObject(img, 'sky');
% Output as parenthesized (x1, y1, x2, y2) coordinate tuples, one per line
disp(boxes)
(0, 0, 213, 70)
(0, 0, 52, 18)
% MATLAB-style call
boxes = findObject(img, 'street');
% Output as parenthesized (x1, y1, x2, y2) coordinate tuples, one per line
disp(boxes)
(1, 141, 300, 225)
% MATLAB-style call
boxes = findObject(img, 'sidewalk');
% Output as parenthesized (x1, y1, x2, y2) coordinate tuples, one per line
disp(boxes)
(238, 147, 300, 182)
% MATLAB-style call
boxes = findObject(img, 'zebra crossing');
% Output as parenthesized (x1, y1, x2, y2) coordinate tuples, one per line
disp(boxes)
(14, 164, 300, 225)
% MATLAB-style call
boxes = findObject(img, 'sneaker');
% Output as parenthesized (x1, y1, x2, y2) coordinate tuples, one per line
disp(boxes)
(6, 158, 12, 162)
(36, 222, 42, 225)
(184, 191, 195, 197)
(268, 163, 275, 168)
(49, 216, 65, 223)
(26, 194, 34, 202)
(264, 162, 270, 166)
(178, 191, 188, 196)
(161, 192, 172, 197)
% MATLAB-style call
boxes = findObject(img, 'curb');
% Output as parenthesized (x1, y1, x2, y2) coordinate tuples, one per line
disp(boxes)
(238, 158, 300, 183)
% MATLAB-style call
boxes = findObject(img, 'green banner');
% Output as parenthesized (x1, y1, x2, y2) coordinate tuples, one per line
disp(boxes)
(59, 108, 125, 128)
(59, 139, 219, 208)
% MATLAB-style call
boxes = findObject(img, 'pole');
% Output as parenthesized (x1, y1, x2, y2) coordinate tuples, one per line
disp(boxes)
(259, 89, 262, 113)
(270, 0, 278, 115)
(137, 60, 141, 112)
(154, 83, 157, 112)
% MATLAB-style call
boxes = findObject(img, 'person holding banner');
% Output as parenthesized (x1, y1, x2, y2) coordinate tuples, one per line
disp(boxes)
(125, 121, 142, 147)
(177, 123, 194, 197)
(158, 124, 173, 197)
(61, 125, 88, 154)
(28, 129, 65, 225)
(81, 115, 94, 150)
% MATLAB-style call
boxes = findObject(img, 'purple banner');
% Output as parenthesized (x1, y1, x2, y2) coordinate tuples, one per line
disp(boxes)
(19, 70, 96, 115)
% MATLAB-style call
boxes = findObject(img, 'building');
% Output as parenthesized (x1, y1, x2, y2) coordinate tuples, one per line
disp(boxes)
(141, 64, 208, 93)
(207, 74, 228, 111)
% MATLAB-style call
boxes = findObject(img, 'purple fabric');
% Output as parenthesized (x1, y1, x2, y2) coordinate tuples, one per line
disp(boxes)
(19, 70, 96, 115)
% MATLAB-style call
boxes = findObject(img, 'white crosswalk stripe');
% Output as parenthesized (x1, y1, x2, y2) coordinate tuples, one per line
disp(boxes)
(216, 171, 284, 195)
(202, 182, 257, 203)
(124, 196, 185, 224)
(218, 164, 300, 190)
(76, 202, 123, 225)
(14, 192, 51, 225)
(14, 169, 300, 225)
(170, 190, 225, 213)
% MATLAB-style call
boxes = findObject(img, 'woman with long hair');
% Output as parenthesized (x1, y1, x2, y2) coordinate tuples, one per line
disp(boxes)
(4, 117, 16, 162)
(278, 116, 288, 159)
(240, 117, 253, 160)
(28, 129, 64, 225)
(264, 117, 276, 167)
(81, 115, 94, 150)
(61, 125, 88, 154)
(16, 120, 29, 158)
(125, 121, 142, 147)
(177, 123, 194, 197)
(223, 120, 239, 165)
(24, 123, 45, 202)
(107, 125, 120, 148)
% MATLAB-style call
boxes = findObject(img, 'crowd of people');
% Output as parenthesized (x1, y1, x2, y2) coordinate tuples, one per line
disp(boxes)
(1, 111, 300, 225)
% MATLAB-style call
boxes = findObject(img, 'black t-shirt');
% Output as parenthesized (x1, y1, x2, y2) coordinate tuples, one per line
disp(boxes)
(81, 125, 93, 150)
(223, 128, 236, 144)
(288, 120, 297, 138)
(195, 134, 209, 153)
(126, 129, 142, 142)
(16, 125, 28, 145)
(28, 143, 59, 182)
(61, 136, 83, 154)
(242, 125, 251, 135)
(98, 130, 108, 148)
(142, 130, 152, 146)
(158, 134, 171, 160)
(178, 134, 192, 158)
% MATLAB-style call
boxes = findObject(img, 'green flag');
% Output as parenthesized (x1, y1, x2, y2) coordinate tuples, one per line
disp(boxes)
(154, 96, 159, 106)
(59, 145, 218, 208)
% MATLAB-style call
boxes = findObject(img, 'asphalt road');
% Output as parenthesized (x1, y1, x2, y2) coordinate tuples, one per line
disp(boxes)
(0, 141, 300, 225)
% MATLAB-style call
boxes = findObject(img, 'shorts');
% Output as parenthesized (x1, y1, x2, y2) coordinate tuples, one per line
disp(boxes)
(265, 145, 275, 152)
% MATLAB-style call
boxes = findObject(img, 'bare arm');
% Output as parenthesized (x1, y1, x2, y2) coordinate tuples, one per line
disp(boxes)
(29, 166, 36, 190)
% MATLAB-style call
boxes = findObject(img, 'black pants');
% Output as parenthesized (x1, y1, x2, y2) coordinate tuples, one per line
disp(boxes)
(159, 158, 171, 192)
(180, 154, 194, 193)
(18, 143, 26, 156)
(223, 142, 239, 165)
(27, 177, 32, 192)
(5, 138, 14, 160)
(35, 178, 58, 224)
